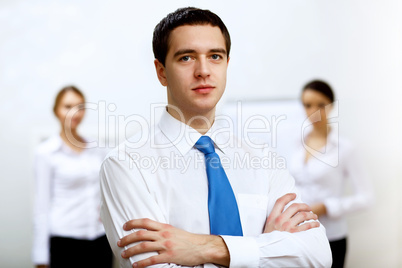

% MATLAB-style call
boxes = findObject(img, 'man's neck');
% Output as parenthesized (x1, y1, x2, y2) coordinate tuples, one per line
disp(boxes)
(167, 106, 215, 135)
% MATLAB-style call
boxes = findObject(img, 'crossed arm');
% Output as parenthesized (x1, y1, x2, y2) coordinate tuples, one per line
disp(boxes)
(117, 193, 320, 268)
(100, 156, 332, 268)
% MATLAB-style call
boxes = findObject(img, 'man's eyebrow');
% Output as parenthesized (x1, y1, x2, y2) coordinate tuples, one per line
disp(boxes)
(173, 49, 196, 58)
(209, 48, 227, 54)
(173, 48, 227, 58)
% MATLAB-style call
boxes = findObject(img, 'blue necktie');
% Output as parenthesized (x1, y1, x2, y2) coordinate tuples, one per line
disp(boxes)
(195, 136, 243, 236)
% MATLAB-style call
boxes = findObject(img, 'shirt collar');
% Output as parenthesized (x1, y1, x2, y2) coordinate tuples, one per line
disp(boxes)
(302, 124, 339, 148)
(158, 109, 231, 156)
(326, 124, 339, 148)
(39, 135, 63, 153)
(46, 135, 90, 154)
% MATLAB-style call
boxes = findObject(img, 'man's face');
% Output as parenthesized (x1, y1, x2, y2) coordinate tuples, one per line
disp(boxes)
(155, 24, 229, 119)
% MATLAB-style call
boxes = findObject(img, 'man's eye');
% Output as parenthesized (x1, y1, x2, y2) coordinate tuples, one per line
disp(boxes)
(180, 56, 191, 62)
(211, 54, 221, 60)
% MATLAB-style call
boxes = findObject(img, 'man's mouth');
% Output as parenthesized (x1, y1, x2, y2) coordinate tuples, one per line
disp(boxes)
(192, 84, 215, 93)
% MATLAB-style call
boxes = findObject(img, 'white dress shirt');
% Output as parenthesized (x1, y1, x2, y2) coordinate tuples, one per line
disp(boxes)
(287, 128, 373, 241)
(32, 135, 107, 265)
(100, 110, 332, 268)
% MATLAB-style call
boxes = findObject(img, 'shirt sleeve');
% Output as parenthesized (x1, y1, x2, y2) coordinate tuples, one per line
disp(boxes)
(323, 145, 374, 219)
(32, 151, 53, 265)
(221, 169, 332, 268)
(101, 150, 332, 268)
(100, 152, 207, 268)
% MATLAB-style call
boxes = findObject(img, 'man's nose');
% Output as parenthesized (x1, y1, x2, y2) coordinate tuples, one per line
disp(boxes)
(194, 57, 210, 78)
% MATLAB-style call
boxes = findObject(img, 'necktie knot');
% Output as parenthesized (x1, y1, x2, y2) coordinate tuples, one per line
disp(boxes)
(195, 136, 215, 155)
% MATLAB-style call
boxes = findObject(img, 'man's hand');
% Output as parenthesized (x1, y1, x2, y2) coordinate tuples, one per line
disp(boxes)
(264, 193, 320, 233)
(118, 218, 230, 268)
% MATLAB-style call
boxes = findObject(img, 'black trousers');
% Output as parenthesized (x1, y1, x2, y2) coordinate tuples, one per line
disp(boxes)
(329, 237, 347, 268)
(50, 235, 113, 268)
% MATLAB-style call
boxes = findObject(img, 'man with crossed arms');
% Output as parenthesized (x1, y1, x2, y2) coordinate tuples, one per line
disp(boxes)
(100, 7, 332, 268)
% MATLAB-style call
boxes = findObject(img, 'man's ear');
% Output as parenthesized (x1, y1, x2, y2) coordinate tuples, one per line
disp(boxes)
(154, 59, 168, 86)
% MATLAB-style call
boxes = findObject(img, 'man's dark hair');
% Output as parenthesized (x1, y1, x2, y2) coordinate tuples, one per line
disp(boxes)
(303, 80, 335, 103)
(152, 7, 231, 66)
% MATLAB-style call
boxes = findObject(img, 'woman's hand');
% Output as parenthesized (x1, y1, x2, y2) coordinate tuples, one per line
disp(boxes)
(311, 203, 327, 217)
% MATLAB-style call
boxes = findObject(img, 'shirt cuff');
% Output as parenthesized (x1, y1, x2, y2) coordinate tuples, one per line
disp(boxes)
(32, 247, 49, 265)
(220, 236, 259, 268)
(323, 197, 341, 219)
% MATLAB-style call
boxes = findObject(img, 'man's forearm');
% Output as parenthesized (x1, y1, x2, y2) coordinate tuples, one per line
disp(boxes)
(194, 234, 230, 267)
(118, 218, 230, 268)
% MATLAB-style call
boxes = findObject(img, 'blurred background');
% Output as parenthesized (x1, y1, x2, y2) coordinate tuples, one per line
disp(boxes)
(1, 0, 401, 267)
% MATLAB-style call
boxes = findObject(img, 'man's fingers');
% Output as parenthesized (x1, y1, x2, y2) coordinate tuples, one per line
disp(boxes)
(268, 193, 297, 221)
(123, 218, 166, 231)
(280, 202, 312, 220)
(292, 221, 320, 233)
(121, 241, 163, 259)
(291, 211, 318, 226)
(133, 254, 165, 268)
(265, 194, 320, 234)
(118, 229, 160, 247)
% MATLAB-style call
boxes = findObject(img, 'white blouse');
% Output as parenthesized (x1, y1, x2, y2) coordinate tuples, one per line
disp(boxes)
(287, 128, 373, 241)
(32, 135, 107, 265)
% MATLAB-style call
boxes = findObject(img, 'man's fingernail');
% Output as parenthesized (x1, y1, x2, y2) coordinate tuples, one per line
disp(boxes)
(123, 223, 127, 229)
(117, 240, 121, 246)
(133, 263, 138, 268)
(121, 251, 126, 258)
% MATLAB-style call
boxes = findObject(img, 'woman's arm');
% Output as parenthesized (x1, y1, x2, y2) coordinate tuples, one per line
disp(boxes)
(32, 151, 53, 266)
(323, 145, 374, 218)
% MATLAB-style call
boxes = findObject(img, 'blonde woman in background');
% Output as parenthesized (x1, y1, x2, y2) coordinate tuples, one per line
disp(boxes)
(32, 86, 113, 268)
(288, 80, 373, 268)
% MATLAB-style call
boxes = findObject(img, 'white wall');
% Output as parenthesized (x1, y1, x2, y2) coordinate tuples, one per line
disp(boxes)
(1, 0, 401, 267)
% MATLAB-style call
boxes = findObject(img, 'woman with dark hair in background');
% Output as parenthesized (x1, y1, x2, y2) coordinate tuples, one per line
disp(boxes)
(32, 86, 113, 268)
(288, 80, 373, 268)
